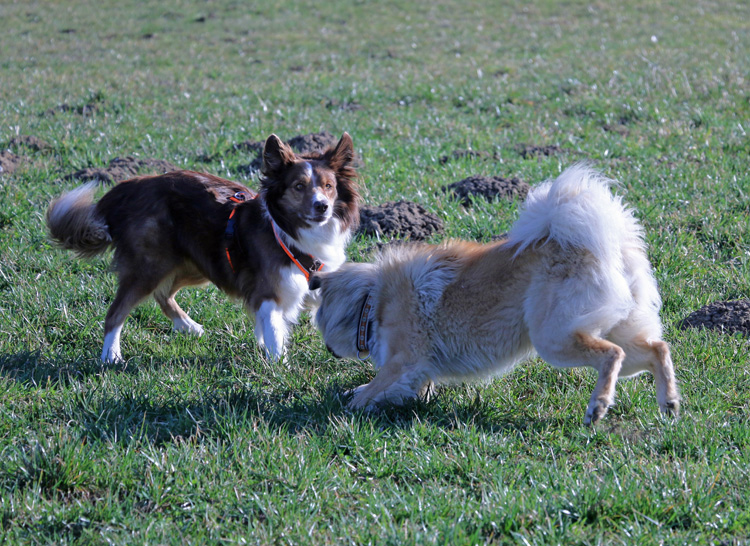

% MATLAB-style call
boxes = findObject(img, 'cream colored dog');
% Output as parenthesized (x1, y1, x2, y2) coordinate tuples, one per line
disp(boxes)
(310, 165, 679, 425)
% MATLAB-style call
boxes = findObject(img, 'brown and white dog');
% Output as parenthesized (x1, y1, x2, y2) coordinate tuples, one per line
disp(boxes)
(310, 165, 679, 425)
(47, 133, 359, 363)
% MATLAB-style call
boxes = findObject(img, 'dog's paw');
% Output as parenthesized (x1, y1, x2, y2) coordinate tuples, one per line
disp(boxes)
(660, 399, 680, 419)
(344, 384, 367, 399)
(346, 385, 380, 412)
(584, 399, 610, 426)
(101, 349, 124, 364)
(172, 317, 205, 336)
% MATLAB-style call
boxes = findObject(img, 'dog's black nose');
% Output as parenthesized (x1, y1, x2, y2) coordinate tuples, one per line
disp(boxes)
(314, 200, 329, 214)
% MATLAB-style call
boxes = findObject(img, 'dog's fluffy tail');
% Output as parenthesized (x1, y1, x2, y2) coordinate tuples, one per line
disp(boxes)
(507, 164, 643, 264)
(46, 182, 112, 258)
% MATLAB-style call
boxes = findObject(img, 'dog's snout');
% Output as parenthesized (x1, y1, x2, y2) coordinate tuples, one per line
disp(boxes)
(314, 200, 329, 214)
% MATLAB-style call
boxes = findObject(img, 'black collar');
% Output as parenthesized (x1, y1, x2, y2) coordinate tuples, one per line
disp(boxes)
(356, 292, 374, 360)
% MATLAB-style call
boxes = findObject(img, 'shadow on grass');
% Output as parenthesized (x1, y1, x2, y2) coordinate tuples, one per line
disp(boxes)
(0, 350, 172, 386)
(1, 350, 587, 447)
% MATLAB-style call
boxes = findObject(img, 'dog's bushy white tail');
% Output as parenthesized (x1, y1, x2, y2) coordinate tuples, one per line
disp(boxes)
(507, 164, 643, 263)
(46, 182, 112, 258)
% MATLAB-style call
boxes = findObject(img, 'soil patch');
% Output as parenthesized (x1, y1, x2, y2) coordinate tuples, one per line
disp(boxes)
(602, 123, 630, 137)
(238, 131, 354, 173)
(44, 92, 109, 117)
(439, 149, 497, 165)
(8, 135, 52, 152)
(287, 131, 340, 156)
(64, 157, 180, 184)
(0, 151, 24, 176)
(679, 299, 750, 337)
(325, 99, 363, 112)
(46, 101, 100, 117)
(442, 175, 529, 206)
(515, 144, 562, 159)
(358, 201, 443, 241)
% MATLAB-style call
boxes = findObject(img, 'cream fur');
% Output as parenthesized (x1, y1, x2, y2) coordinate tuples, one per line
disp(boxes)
(312, 165, 680, 425)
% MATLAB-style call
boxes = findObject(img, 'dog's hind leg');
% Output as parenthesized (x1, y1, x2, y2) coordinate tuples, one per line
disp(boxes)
(536, 332, 626, 425)
(102, 260, 178, 363)
(102, 275, 158, 363)
(577, 333, 627, 425)
(648, 339, 680, 417)
(153, 270, 208, 336)
(617, 336, 680, 418)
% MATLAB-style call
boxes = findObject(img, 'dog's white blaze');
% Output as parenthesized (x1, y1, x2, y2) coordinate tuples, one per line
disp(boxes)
(311, 188, 332, 219)
(101, 325, 123, 363)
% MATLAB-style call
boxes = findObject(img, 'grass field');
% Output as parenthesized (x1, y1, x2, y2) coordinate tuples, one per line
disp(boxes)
(1, 0, 749, 543)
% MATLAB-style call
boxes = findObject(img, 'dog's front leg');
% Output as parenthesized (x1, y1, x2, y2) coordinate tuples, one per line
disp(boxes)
(255, 300, 289, 361)
(348, 356, 433, 411)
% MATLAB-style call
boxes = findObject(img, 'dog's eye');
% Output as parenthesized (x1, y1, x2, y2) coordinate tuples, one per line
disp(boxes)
(325, 183, 332, 189)
(295, 183, 305, 191)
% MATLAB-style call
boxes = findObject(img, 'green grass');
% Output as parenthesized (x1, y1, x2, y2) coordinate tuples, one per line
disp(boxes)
(1, 0, 749, 543)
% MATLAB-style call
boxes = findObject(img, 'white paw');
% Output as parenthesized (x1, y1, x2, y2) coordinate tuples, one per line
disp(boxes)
(172, 317, 204, 336)
(101, 348, 123, 364)
(262, 343, 286, 362)
(101, 329, 123, 363)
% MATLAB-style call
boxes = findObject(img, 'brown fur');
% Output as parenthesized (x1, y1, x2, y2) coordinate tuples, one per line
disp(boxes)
(47, 133, 359, 362)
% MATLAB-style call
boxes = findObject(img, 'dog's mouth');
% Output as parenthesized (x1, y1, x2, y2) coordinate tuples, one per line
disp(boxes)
(308, 212, 332, 224)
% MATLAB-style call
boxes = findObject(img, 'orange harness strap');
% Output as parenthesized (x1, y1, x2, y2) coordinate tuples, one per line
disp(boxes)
(223, 192, 324, 280)
(270, 220, 324, 282)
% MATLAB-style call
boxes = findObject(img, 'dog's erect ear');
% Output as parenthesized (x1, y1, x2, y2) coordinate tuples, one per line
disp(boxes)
(329, 132, 355, 171)
(308, 274, 322, 291)
(262, 134, 296, 176)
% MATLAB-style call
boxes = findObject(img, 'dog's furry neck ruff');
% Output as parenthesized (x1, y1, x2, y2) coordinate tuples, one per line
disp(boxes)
(256, 198, 326, 282)
(357, 292, 374, 360)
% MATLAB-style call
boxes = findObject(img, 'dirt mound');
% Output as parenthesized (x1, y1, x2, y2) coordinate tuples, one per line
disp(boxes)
(439, 149, 496, 165)
(602, 123, 630, 137)
(358, 200, 443, 241)
(44, 91, 110, 117)
(0, 151, 24, 176)
(679, 300, 750, 337)
(238, 131, 355, 173)
(325, 99, 363, 112)
(233, 140, 265, 155)
(515, 144, 562, 159)
(64, 157, 180, 184)
(8, 135, 52, 152)
(287, 131, 340, 156)
(442, 175, 529, 206)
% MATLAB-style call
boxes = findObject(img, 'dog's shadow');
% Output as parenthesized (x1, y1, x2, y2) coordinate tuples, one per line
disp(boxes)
(0, 349, 354, 446)
(1, 351, 604, 447)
